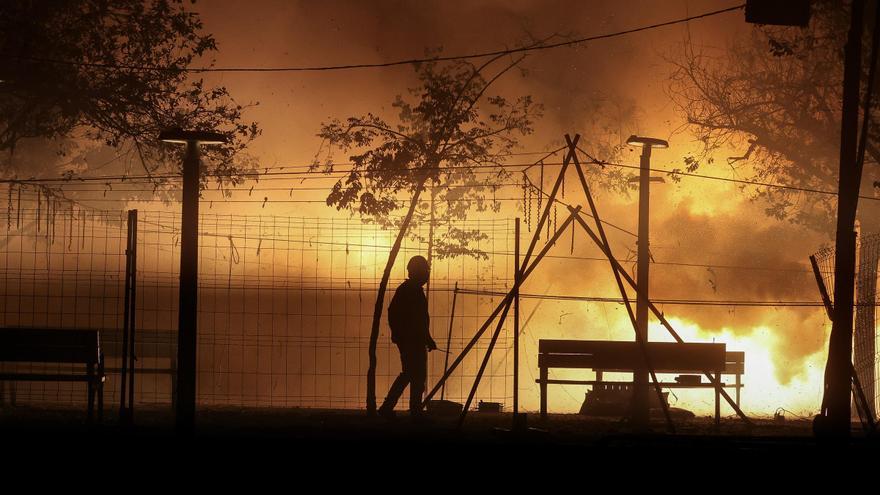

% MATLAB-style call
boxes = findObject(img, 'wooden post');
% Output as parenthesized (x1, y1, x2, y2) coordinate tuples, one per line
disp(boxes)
(539, 364, 548, 420)
(811, 253, 876, 432)
(821, 0, 865, 439)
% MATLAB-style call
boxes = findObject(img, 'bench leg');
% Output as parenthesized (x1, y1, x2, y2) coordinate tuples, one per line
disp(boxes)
(98, 357, 105, 424)
(735, 374, 741, 408)
(539, 366, 548, 420)
(87, 363, 95, 424)
(714, 372, 721, 431)
(97, 384, 104, 424)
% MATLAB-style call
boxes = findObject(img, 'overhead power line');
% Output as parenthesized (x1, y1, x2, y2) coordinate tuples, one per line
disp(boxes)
(8, 5, 745, 73)
(6, 156, 880, 203)
(579, 147, 880, 202)
(456, 288, 837, 308)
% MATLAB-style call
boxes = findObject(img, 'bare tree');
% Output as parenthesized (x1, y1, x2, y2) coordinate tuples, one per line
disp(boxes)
(667, 0, 879, 233)
(315, 53, 542, 413)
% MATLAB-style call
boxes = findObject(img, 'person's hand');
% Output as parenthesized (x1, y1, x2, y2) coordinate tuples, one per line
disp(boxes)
(427, 338, 437, 352)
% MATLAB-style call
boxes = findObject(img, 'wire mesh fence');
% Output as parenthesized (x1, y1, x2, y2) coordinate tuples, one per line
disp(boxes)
(0, 200, 517, 413)
(0, 204, 126, 404)
(812, 232, 880, 420)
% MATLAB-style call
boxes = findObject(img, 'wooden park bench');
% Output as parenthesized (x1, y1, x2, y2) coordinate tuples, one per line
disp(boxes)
(536, 339, 744, 423)
(0, 328, 105, 422)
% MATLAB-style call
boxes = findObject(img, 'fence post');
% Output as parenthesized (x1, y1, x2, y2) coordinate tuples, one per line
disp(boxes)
(119, 209, 138, 424)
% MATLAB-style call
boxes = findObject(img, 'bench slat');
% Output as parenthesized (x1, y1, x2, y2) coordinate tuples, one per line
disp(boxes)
(538, 340, 726, 372)
(534, 378, 744, 388)
(0, 346, 97, 363)
(0, 328, 100, 364)
(725, 351, 745, 374)
(0, 373, 93, 382)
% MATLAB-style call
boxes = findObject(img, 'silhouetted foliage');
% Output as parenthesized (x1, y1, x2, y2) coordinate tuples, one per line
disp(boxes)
(315, 53, 541, 413)
(668, 0, 879, 232)
(315, 56, 540, 258)
(0, 0, 260, 189)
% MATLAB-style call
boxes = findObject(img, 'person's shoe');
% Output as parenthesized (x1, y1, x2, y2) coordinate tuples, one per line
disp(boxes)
(378, 406, 396, 420)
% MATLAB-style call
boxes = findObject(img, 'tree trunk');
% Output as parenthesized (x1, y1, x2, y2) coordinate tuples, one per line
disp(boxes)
(366, 181, 427, 414)
(821, 0, 864, 437)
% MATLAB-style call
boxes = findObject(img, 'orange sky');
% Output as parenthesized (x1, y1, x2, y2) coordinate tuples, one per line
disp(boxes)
(10, 1, 867, 417)
(161, 0, 839, 416)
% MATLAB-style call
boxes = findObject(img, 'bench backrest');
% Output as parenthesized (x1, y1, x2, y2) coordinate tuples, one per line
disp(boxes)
(538, 339, 729, 373)
(0, 328, 101, 364)
(724, 351, 745, 374)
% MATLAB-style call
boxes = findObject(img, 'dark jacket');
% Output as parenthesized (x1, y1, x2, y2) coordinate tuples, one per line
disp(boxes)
(388, 279, 430, 346)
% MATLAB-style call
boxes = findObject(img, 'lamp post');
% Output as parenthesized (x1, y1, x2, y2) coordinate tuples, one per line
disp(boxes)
(159, 129, 227, 434)
(626, 135, 667, 430)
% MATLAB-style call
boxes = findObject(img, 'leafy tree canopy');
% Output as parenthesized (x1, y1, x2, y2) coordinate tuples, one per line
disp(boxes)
(315, 55, 542, 259)
(0, 0, 260, 190)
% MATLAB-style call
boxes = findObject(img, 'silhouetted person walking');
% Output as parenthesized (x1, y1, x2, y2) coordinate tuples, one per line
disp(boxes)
(379, 255, 436, 419)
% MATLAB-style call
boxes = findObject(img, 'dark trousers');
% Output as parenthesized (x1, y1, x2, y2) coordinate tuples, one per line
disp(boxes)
(380, 343, 427, 413)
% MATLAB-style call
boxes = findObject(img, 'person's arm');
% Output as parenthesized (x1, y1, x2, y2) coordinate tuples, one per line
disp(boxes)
(422, 292, 436, 350)
(387, 286, 403, 342)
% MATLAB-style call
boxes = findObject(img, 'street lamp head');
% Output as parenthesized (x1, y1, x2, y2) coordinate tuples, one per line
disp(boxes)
(159, 129, 228, 145)
(626, 135, 668, 149)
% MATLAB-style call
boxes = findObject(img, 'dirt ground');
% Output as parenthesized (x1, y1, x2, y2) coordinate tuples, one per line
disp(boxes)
(2, 402, 870, 453)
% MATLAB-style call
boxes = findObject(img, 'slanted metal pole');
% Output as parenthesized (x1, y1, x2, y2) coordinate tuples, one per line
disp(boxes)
(570, 212, 752, 424)
(456, 210, 581, 426)
(568, 135, 675, 433)
(423, 208, 581, 407)
(810, 253, 876, 433)
(423, 148, 573, 407)
(440, 282, 458, 401)
(457, 296, 514, 427)
(423, 292, 511, 405)
(809, 255, 834, 320)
